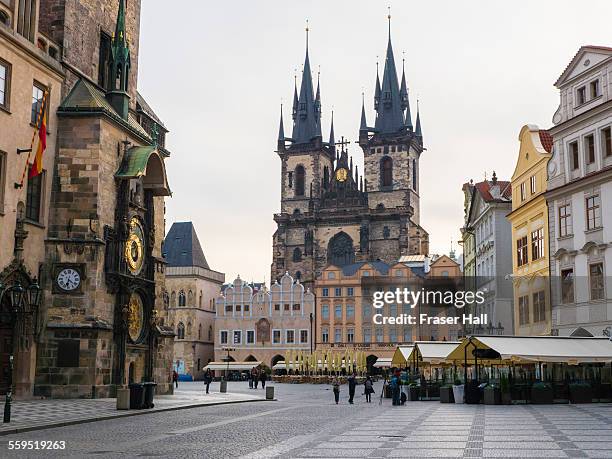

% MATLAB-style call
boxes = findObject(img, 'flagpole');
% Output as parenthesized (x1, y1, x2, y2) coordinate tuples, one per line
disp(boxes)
(16, 90, 48, 189)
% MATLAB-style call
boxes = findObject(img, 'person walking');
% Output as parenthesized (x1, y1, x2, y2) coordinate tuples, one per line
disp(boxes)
(259, 370, 267, 389)
(332, 376, 340, 404)
(390, 369, 401, 406)
(253, 369, 259, 389)
(248, 370, 253, 389)
(172, 370, 179, 389)
(203, 369, 212, 394)
(364, 375, 374, 403)
(347, 372, 357, 404)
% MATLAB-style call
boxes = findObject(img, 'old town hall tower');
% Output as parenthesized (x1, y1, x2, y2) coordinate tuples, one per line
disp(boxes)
(272, 21, 429, 287)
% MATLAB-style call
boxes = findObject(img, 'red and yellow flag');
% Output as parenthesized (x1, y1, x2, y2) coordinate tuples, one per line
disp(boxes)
(29, 93, 48, 179)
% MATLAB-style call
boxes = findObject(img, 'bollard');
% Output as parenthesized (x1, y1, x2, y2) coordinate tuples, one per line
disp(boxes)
(116, 387, 130, 410)
(220, 380, 227, 393)
(266, 385, 274, 400)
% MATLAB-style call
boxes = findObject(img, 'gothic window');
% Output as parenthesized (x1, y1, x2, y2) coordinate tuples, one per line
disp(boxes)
(293, 247, 302, 262)
(327, 232, 355, 267)
(323, 166, 329, 189)
(288, 171, 293, 188)
(199, 291, 203, 307)
(187, 322, 192, 337)
(171, 291, 176, 307)
(98, 31, 112, 89)
(16, 0, 36, 42)
(381, 157, 393, 188)
(178, 290, 186, 307)
(163, 292, 169, 309)
(188, 290, 194, 305)
(208, 325, 213, 341)
(177, 322, 185, 339)
(295, 165, 305, 196)
(412, 159, 417, 190)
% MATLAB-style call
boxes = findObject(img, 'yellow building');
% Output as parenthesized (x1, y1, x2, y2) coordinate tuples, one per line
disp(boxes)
(508, 125, 553, 335)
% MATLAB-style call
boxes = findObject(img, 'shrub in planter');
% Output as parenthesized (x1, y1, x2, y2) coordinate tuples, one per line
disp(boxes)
(440, 384, 454, 403)
(408, 384, 420, 401)
(484, 384, 501, 405)
(531, 381, 553, 404)
(569, 382, 593, 404)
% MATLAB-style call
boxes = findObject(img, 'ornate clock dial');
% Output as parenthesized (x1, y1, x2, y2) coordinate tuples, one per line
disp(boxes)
(125, 217, 145, 275)
(57, 268, 81, 291)
(335, 168, 348, 182)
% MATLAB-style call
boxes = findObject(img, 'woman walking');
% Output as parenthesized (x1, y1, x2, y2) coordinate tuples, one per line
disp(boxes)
(364, 375, 374, 403)
(332, 376, 340, 404)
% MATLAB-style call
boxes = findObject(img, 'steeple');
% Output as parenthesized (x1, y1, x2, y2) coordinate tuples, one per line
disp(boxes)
(360, 93, 368, 132)
(315, 69, 322, 137)
(277, 104, 285, 151)
(328, 110, 335, 149)
(106, 0, 131, 120)
(374, 12, 404, 134)
(292, 74, 298, 120)
(415, 100, 422, 139)
(400, 58, 412, 130)
(291, 22, 321, 145)
(374, 62, 381, 110)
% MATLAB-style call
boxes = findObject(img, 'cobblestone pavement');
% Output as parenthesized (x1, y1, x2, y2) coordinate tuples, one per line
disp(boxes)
(0, 382, 611, 458)
(0, 384, 263, 435)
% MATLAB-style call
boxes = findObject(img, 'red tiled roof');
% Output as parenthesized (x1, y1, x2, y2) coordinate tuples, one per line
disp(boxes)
(538, 130, 553, 153)
(474, 179, 512, 203)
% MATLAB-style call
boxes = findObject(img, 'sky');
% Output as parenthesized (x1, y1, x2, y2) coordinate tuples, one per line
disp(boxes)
(137, 0, 612, 284)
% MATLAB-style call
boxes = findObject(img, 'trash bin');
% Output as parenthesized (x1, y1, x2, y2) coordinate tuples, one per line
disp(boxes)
(143, 382, 157, 409)
(220, 380, 227, 393)
(129, 383, 145, 409)
(266, 385, 274, 400)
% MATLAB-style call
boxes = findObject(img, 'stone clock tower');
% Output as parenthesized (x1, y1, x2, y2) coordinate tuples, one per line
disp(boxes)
(271, 23, 429, 288)
(34, 0, 174, 398)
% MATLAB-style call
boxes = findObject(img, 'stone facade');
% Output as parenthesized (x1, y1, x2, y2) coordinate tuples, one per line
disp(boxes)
(546, 46, 612, 337)
(214, 274, 315, 370)
(271, 28, 428, 289)
(163, 222, 225, 380)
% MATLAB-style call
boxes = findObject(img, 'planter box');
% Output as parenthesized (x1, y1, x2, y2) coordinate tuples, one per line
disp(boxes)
(440, 386, 454, 403)
(569, 385, 593, 404)
(501, 391, 512, 405)
(409, 386, 420, 401)
(484, 387, 501, 405)
(452, 385, 464, 404)
(531, 387, 554, 404)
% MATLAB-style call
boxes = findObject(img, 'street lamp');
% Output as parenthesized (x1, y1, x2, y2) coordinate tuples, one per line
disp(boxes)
(0, 278, 42, 423)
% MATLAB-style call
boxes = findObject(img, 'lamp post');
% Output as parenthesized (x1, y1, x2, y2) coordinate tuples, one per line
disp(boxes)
(0, 278, 42, 423)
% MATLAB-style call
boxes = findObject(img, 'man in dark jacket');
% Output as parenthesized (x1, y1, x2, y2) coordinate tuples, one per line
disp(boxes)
(259, 371, 267, 389)
(347, 372, 357, 404)
(203, 369, 212, 394)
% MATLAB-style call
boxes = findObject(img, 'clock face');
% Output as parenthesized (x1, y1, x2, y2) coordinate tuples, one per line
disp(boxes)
(125, 217, 145, 275)
(57, 268, 81, 291)
(335, 168, 348, 182)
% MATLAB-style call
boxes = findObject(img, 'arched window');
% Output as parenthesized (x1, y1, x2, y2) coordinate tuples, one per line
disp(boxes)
(178, 290, 186, 307)
(187, 322, 192, 337)
(381, 157, 393, 187)
(293, 247, 302, 262)
(177, 322, 185, 339)
(323, 166, 329, 189)
(295, 165, 305, 196)
(199, 291, 203, 307)
(0, 10, 10, 26)
(208, 325, 212, 341)
(187, 290, 194, 305)
(198, 324, 202, 340)
(170, 291, 176, 307)
(327, 232, 355, 267)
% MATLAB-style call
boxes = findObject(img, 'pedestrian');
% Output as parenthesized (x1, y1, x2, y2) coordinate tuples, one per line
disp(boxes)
(332, 376, 340, 404)
(248, 370, 253, 389)
(172, 369, 178, 389)
(253, 369, 259, 389)
(390, 369, 401, 406)
(260, 370, 267, 389)
(347, 372, 357, 404)
(364, 375, 374, 403)
(203, 369, 212, 394)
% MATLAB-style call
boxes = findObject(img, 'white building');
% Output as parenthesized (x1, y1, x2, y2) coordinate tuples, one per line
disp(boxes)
(547, 46, 612, 337)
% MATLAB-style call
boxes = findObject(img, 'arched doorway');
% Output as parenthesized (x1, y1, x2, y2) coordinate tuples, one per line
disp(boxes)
(327, 232, 355, 267)
(271, 354, 285, 375)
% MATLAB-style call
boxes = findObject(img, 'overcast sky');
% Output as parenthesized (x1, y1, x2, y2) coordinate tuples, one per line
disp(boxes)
(137, 0, 612, 284)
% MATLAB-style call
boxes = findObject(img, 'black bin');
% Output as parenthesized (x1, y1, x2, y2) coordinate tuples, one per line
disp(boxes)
(143, 382, 157, 409)
(129, 383, 145, 409)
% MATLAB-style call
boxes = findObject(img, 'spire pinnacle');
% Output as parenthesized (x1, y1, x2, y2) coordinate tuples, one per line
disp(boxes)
(387, 6, 391, 40)
(329, 110, 335, 148)
(415, 99, 422, 139)
(291, 24, 319, 145)
(278, 104, 285, 141)
(360, 92, 368, 131)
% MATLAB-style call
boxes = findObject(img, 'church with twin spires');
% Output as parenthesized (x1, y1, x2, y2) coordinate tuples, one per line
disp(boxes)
(271, 19, 429, 288)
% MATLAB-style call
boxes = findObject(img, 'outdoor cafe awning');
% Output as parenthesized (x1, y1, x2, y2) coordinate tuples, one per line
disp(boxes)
(392, 346, 414, 367)
(446, 336, 612, 364)
(373, 357, 393, 368)
(415, 341, 461, 364)
(204, 361, 262, 371)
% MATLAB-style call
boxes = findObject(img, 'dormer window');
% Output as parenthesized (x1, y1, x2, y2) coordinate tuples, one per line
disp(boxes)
(590, 80, 600, 98)
(576, 86, 586, 106)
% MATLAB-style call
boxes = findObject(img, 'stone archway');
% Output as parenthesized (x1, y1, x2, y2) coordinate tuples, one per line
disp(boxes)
(245, 355, 258, 362)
